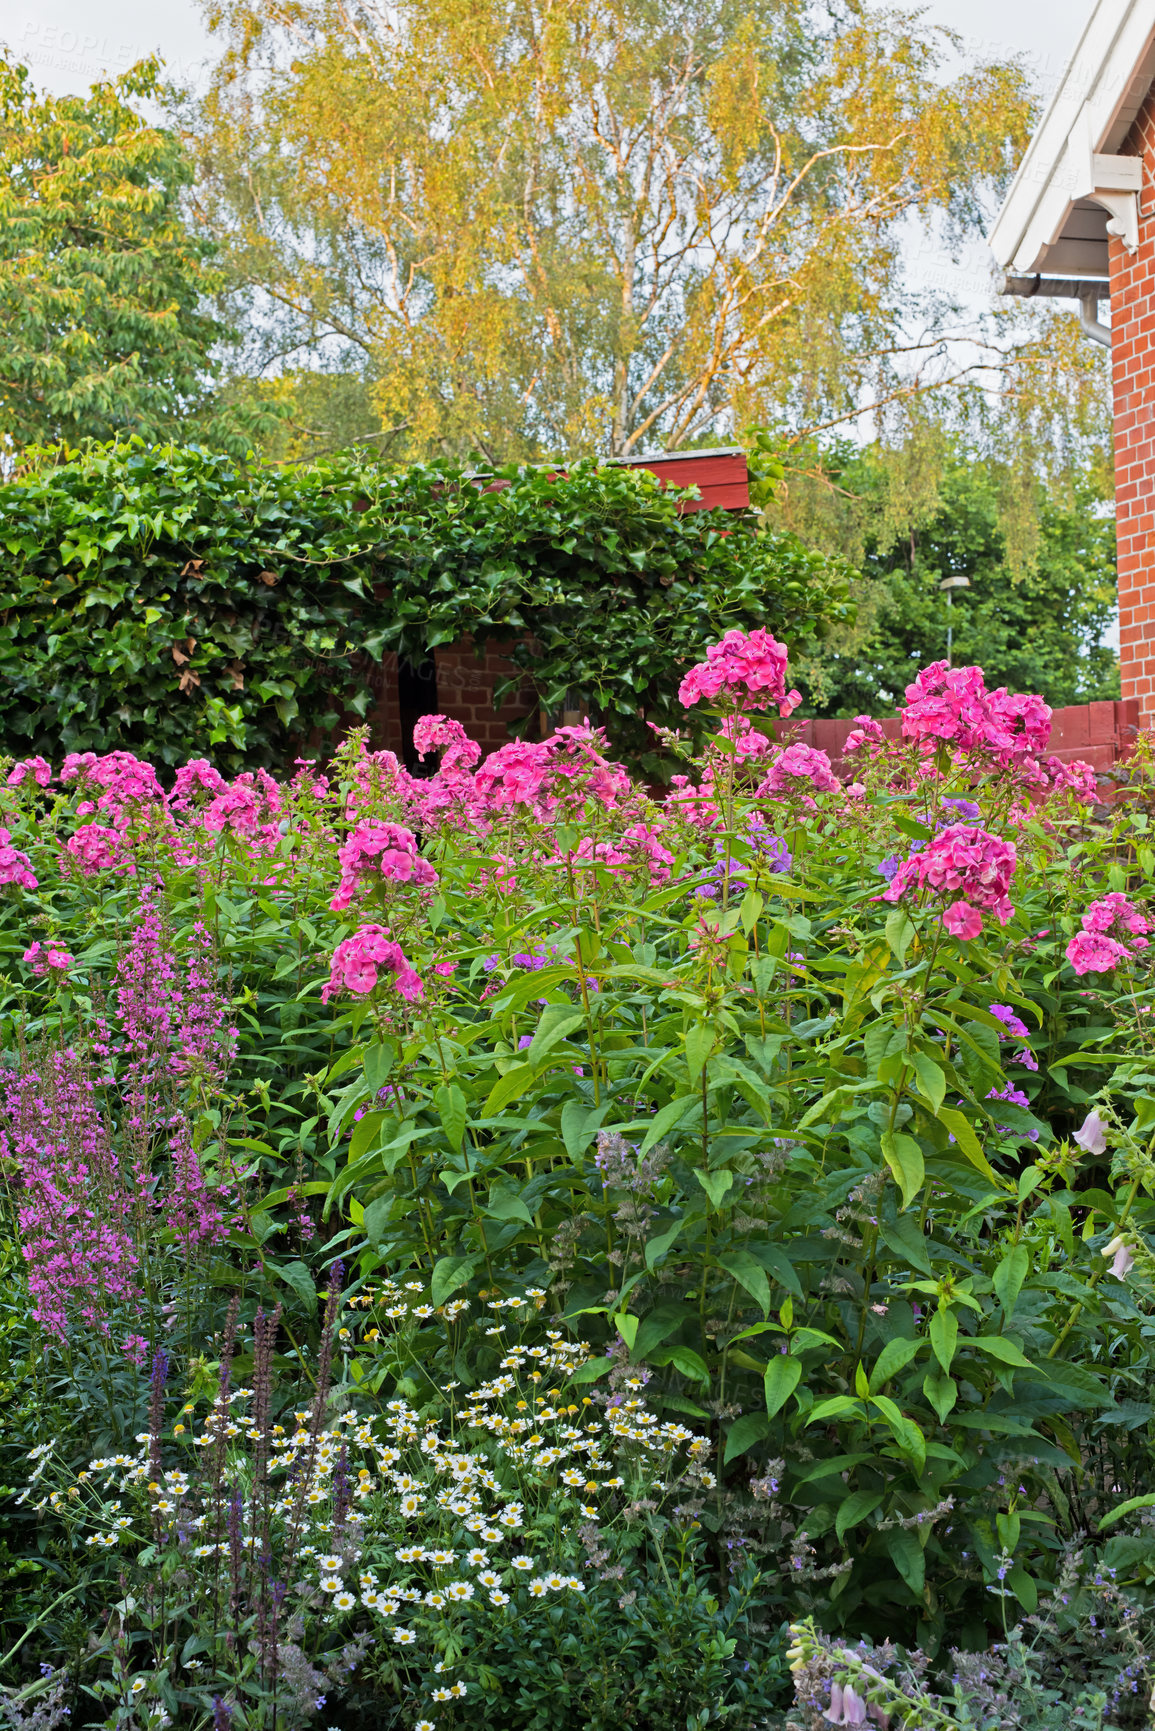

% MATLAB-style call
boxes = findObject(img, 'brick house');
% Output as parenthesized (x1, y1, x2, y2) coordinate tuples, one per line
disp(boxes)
(989, 0, 1155, 730)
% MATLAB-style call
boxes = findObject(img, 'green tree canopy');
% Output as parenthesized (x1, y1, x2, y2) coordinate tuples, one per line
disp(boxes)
(789, 451, 1118, 715)
(0, 54, 252, 453)
(190, 0, 1036, 462)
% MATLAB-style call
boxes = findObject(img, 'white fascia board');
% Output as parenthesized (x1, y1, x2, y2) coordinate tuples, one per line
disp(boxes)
(988, 0, 1155, 275)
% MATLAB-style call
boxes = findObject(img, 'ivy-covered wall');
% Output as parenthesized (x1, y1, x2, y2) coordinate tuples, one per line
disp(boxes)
(0, 442, 854, 772)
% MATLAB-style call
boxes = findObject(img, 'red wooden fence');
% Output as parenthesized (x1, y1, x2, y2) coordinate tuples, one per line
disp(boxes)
(778, 698, 1141, 773)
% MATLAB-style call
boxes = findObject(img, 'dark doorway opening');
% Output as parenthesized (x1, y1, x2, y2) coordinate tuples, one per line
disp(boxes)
(397, 654, 439, 774)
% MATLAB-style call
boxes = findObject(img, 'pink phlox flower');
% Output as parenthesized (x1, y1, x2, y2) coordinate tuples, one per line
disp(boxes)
(989, 1003, 1029, 1039)
(7, 755, 52, 788)
(473, 739, 551, 809)
(201, 769, 283, 838)
(942, 900, 982, 940)
(1044, 755, 1098, 803)
(61, 751, 163, 824)
(412, 713, 482, 774)
(756, 742, 840, 800)
(169, 759, 229, 808)
(1066, 894, 1150, 974)
(323, 924, 423, 1004)
(477, 852, 519, 893)
(23, 942, 73, 976)
(1065, 929, 1132, 976)
(330, 820, 437, 911)
(678, 627, 798, 716)
(900, 663, 1051, 764)
(0, 826, 38, 891)
(883, 823, 1016, 926)
(717, 714, 775, 765)
(666, 775, 721, 831)
(843, 716, 886, 756)
(65, 825, 124, 877)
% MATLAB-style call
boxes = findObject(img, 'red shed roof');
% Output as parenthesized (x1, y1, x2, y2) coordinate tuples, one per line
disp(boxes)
(614, 446, 750, 513)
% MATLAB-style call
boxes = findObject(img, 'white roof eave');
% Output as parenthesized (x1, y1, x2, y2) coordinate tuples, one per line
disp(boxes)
(988, 0, 1155, 277)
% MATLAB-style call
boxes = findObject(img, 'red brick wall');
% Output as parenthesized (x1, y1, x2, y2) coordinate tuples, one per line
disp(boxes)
(434, 637, 540, 755)
(1112, 88, 1155, 723)
(363, 638, 539, 759)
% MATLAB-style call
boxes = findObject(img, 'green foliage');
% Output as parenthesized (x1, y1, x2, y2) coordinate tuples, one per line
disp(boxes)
(0, 56, 258, 456)
(6, 656, 1155, 1700)
(0, 442, 852, 772)
(777, 449, 1118, 715)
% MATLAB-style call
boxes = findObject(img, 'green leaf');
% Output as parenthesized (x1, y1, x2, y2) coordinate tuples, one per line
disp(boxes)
(640, 1094, 696, 1154)
(872, 1337, 920, 1386)
(660, 1344, 710, 1382)
(430, 1255, 477, 1306)
(526, 1006, 585, 1064)
(910, 1051, 946, 1114)
(967, 1334, 1035, 1369)
(836, 1488, 884, 1541)
(764, 1353, 803, 1418)
(685, 1023, 715, 1083)
(1099, 1493, 1155, 1532)
(885, 1528, 925, 1596)
(884, 909, 916, 966)
(718, 1249, 772, 1317)
(483, 1063, 537, 1116)
(568, 1357, 613, 1386)
(644, 1220, 684, 1270)
(992, 1244, 1029, 1318)
(434, 1083, 467, 1153)
(695, 1168, 734, 1210)
(269, 1260, 316, 1310)
(631, 1301, 685, 1364)
(929, 1307, 958, 1374)
(615, 1312, 639, 1351)
(484, 1186, 534, 1226)
(880, 1130, 925, 1210)
(744, 1242, 804, 1300)
(560, 1099, 610, 1159)
(724, 1412, 772, 1463)
(936, 1107, 1001, 1185)
(922, 1367, 958, 1423)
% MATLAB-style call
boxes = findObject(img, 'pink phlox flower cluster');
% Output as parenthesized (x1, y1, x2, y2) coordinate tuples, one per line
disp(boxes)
(169, 759, 229, 809)
(1044, 755, 1098, 804)
(24, 941, 73, 976)
(7, 755, 52, 788)
(477, 852, 519, 893)
(1066, 893, 1151, 975)
(667, 775, 721, 831)
(201, 769, 283, 841)
(323, 923, 423, 1003)
(65, 825, 125, 877)
(899, 663, 1051, 764)
(413, 713, 482, 774)
(0, 826, 38, 891)
(677, 628, 802, 717)
(843, 716, 886, 756)
(330, 820, 437, 911)
(756, 742, 840, 802)
(883, 823, 1016, 934)
(717, 714, 775, 765)
(62, 750, 164, 823)
(473, 739, 550, 809)
(290, 758, 331, 799)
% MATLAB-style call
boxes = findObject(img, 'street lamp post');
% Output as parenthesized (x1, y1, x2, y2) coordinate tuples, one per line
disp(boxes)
(938, 575, 971, 667)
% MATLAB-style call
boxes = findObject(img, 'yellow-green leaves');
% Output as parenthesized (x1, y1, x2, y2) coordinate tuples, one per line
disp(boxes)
(880, 1129, 925, 1210)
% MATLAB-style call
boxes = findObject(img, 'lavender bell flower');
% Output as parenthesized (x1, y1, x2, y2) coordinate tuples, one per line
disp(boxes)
(1103, 1233, 1135, 1279)
(1073, 1111, 1108, 1155)
(825, 1681, 869, 1726)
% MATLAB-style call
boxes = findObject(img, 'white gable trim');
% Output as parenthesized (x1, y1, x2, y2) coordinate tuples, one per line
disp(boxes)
(988, 0, 1155, 278)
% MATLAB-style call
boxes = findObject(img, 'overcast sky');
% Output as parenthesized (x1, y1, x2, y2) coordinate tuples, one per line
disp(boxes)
(0, 0, 1096, 101)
